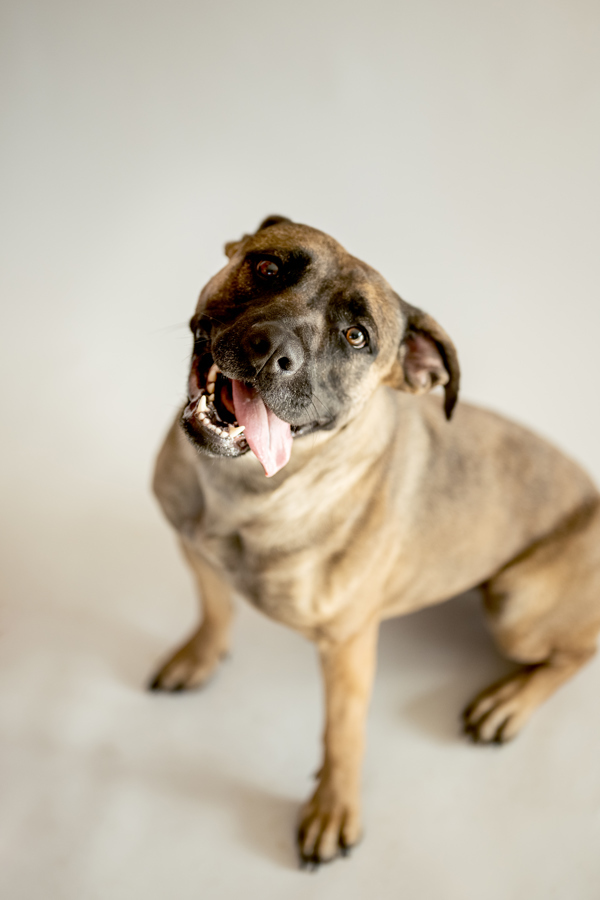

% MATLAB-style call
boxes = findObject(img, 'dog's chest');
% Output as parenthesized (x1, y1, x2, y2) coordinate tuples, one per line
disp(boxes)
(195, 458, 380, 630)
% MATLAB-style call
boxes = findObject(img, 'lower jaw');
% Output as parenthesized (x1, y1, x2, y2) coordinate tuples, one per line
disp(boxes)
(182, 354, 334, 458)
(181, 392, 249, 457)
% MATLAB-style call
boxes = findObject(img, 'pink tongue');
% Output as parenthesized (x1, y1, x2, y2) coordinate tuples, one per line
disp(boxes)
(231, 380, 293, 477)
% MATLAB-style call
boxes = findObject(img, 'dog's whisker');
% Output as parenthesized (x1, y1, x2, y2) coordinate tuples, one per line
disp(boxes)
(309, 399, 320, 424)
(311, 392, 333, 422)
(149, 321, 191, 335)
(197, 311, 228, 328)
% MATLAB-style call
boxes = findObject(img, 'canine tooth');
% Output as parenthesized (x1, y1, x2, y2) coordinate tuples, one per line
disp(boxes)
(198, 395, 207, 412)
(207, 363, 220, 385)
(228, 424, 245, 436)
(207, 381, 216, 393)
(208, 393, 215, 403)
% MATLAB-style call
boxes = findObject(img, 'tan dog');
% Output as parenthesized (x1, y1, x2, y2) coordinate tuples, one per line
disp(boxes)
(150, 216, 600, 867)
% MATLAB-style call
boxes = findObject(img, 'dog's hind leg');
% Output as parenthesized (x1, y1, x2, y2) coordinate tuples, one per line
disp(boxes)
(148, 540, 233, 692)
(462, 648, 595, 744)
(463, 499, 600, 744)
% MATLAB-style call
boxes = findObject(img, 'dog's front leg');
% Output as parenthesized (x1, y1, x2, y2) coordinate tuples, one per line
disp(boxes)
(297, 619, 379, 867)
(148, 539, 233, 692)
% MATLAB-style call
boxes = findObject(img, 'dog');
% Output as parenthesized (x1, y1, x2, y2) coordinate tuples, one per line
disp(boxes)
(150, 215, 600, 867)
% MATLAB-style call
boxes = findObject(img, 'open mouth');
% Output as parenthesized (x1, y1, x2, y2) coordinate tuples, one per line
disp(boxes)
(182, 343, 335, 476)
(182, 348, 298, 477)
(184, 358, 248, 441)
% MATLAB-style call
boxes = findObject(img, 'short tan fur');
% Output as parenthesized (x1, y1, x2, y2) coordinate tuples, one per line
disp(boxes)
(150, 218, 600, 867)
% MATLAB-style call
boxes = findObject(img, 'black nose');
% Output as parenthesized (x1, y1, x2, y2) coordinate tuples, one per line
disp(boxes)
(244, 322, 304, 377)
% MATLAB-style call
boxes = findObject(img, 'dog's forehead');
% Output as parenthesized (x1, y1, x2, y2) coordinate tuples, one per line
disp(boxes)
(244, 222, 342, 263)
(243, 222, 387, 292)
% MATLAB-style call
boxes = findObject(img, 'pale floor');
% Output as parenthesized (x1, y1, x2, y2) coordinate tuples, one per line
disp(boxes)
(1, 500, 599, 900)
(3, 0, 600, 896)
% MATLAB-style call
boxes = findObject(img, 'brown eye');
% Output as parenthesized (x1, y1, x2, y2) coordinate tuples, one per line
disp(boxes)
(345, 326, 367, 349)
(256, 259, 280, 278)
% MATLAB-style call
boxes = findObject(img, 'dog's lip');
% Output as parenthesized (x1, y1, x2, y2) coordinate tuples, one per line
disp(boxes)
(182, 351, 249, 449)
(186, 349, 333, 437)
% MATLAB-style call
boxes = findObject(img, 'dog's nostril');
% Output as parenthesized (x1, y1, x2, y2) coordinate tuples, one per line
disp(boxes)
(278, 356, 293, 372)
(251, 336, 271, 356)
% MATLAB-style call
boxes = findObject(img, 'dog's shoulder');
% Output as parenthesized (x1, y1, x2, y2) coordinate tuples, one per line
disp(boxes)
(415, 393, 597, 512)
(152, 412, 204, 536)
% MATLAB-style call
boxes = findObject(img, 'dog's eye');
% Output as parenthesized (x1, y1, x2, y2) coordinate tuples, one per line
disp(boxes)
(256, 259, 280, 279)
(345, 326, 368, 349)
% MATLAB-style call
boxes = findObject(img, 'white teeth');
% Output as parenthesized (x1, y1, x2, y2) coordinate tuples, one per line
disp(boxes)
(208, 393, 215, 403)
(198, 395, 207, 412)
(228, 424, 245, 436)
(207, 363, 220, 387)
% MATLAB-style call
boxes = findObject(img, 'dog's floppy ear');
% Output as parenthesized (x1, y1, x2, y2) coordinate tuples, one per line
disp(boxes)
(224, 215, 293, 258)
(387, 299, 460, 420)
(257, 214, 292, 231)
(224, 237, 244, 259)
(223, 234, 250, 259)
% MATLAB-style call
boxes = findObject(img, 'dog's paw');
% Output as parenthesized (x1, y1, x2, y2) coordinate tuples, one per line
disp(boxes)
(462, 668, 537, 744)
(148, 631, 228, 692)
(296, 784, 361, 869)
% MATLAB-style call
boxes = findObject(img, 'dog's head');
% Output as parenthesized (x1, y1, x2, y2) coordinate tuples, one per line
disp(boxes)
(182, 216, 460, 476)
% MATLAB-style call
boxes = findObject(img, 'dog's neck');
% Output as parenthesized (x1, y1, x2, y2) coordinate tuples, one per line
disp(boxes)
(198, 386, 417, 497)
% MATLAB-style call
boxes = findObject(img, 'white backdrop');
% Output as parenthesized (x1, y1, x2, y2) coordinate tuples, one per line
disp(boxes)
(1, 2, 600, 898)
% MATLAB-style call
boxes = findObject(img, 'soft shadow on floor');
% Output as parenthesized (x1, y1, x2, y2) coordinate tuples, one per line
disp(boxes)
(0, 509, 521, 869)
(376, 591, 515, 744)
(168, 764, 299, 870)
(116, 750, 301, 870)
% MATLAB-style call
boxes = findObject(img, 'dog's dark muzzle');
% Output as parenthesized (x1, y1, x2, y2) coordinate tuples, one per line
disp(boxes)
(242, 321, 305, 379)
(181, 315, 334, 477)
(211, 314, 313, 386)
